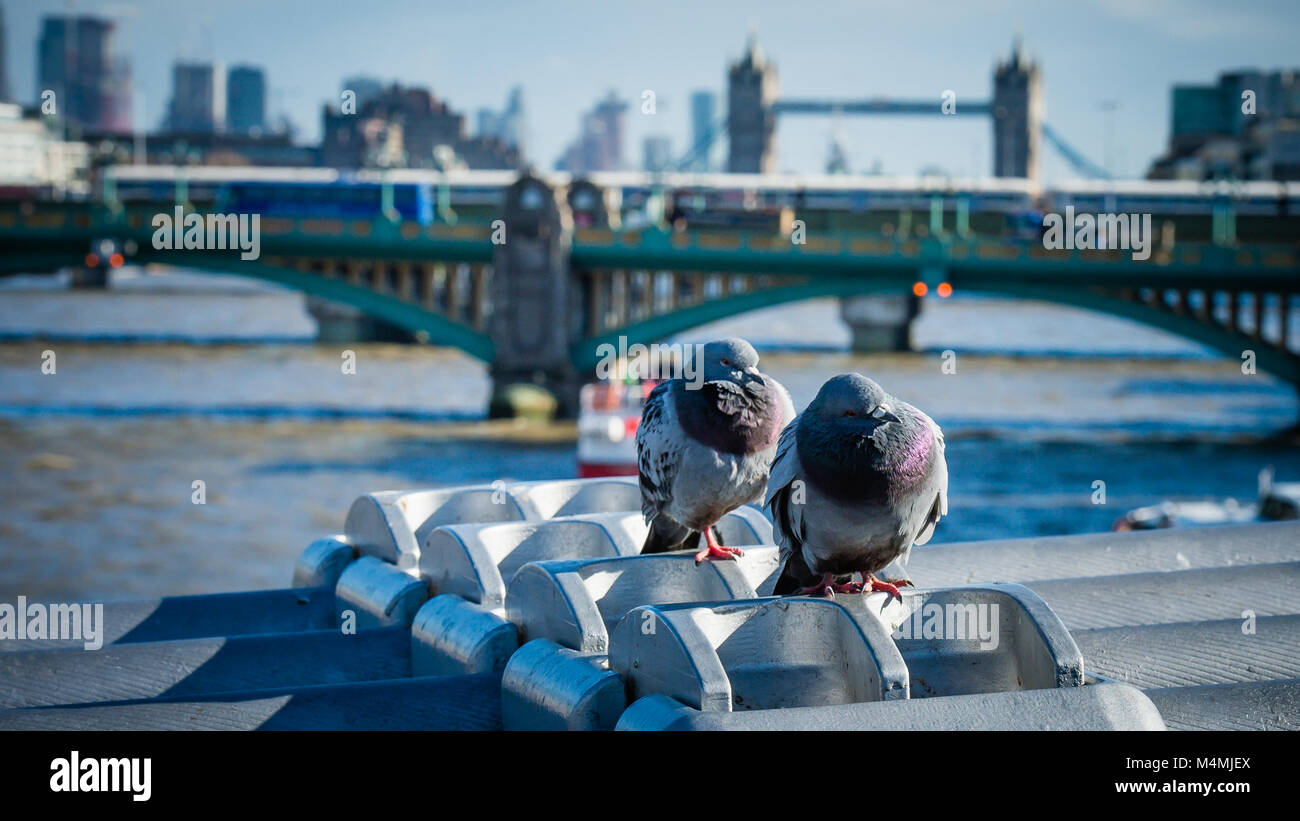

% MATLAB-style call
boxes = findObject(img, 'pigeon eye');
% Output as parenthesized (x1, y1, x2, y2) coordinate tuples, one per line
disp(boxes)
(721, 358, 731, 366)
(844, 410, 857, 417)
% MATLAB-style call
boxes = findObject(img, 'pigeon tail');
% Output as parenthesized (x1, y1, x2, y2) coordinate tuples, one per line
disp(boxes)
(641, 515, 702, 554)
(773, 548, 818, 594)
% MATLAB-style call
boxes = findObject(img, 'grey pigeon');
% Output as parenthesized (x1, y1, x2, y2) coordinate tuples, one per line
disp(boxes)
(765, 373, 948, 598)
(637, 337, 795, 563)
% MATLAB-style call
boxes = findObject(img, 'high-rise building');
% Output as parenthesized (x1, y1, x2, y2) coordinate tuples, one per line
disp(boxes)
(589, 93, 625, 171)
(479, 86, 526, 153)
(555, 91, 626, 173)
(1171, 85, 1232, 145)
(166, 62, 226, 134)
(642, 135, 673, 172)
(1150, 68, 1300, 181)
(991, 38, 1043, 182)
(726, 35, 778, 173)
(37, 15, 132, 134)
(321, 82, 518, 170)
(226, 65, 266, 135)
(477, 108, 500, 143)
(499, 86, 525, 156)
(476, 85, 527, 152)
(1168, 70, 1299, 146)
(341, 76, 384, 112)
(689, 91, 716, 171)
(0, 3, 11, 104)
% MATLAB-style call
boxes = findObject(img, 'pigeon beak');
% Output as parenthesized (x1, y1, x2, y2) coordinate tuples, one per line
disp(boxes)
(743, 368, 766, 387)
(870, 404, 900, 424)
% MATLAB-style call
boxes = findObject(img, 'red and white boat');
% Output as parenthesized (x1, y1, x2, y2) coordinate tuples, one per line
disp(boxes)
(576, 379, 657, 477)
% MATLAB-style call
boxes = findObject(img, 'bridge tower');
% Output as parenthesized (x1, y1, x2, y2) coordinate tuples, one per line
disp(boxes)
(992, 38, 1043, 182)
(727, 34, 779, 173)
(488, 174, 582, 418)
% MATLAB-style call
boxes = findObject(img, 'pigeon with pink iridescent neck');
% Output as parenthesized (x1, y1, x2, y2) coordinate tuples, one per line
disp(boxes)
(765, 373, 948, 599)
(637, 338, 794, 564)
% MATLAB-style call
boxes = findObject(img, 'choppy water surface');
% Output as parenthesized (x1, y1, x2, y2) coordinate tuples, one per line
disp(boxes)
(1, 268, 1296, 600)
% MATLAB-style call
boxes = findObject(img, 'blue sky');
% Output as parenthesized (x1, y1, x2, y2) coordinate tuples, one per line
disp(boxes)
(6, 0, 1300, 180)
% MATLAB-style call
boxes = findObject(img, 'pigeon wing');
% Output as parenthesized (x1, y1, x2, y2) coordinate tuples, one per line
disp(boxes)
(902, 406, 949, 556)
(636, 380, 681, 522)
(764, 415, 801, 508)
(763, 417, 807, 569)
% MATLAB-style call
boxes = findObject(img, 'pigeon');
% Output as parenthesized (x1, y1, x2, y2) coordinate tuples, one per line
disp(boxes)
(637, 337, 795, 564)
(765, 373, 948, 598)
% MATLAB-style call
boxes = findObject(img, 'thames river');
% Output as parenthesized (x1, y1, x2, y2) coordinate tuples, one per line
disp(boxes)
(1, 267, 1296, 601)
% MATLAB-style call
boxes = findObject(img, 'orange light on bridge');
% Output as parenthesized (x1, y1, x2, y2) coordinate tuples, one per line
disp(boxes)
(937, 282, 953, 298)
(912, 281, 928, 297)
(108, 253, 125, 268)
(84, 253, 100, 268)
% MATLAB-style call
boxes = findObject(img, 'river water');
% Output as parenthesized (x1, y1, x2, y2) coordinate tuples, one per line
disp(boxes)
(1, 267, 1296, 601)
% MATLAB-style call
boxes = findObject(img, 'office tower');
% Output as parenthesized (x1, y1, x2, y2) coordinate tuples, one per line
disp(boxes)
(226, 65, 266, 134)
(556, 91, 626, 173)
(341, 75, 384, 112)
(37, 15, 132, 133)
(642, 135, 672, 172)
(0, 3, 10, 103)
(689, 90, 716, 171)
(167, 62, 226, 134)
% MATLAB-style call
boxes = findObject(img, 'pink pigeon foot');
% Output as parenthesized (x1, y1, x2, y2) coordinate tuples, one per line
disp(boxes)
(693, 526, 744, 565)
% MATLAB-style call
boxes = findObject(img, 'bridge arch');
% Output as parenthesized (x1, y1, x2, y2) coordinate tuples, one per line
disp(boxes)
(7, 250, 495, 362)
(576, 277, 1300, 386)
(165, 255, 495, 361)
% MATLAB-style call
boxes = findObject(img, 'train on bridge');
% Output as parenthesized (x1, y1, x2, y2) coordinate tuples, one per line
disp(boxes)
(80, 165, 1300, 245)
(2, 163, 1297, 394)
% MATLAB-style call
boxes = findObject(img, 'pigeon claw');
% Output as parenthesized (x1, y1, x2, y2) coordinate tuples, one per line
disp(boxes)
(694, 543, 744, 565)
(862, 574, 913, 601)
(793, 573, 861, 598)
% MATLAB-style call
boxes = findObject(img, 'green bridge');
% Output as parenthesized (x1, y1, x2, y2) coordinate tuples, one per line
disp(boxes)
(2, 175, 1297, 412)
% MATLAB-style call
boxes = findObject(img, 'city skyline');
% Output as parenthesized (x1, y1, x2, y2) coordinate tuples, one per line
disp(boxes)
(3, 0, 1300, 179)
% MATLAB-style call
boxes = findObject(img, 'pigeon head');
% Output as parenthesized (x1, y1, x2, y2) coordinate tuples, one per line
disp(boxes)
(699, 337, 763, 386)
(796, 373, 903, 501)
(673, 337, 781, 455)
(807, 373, 900, 430)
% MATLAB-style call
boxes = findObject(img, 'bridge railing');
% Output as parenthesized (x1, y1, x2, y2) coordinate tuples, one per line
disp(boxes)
(3, 200, 1297, 290)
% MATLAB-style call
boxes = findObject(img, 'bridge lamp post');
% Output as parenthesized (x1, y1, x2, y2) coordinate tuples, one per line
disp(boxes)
(380, 174, 399, 224)
(929, 196, 945, 239)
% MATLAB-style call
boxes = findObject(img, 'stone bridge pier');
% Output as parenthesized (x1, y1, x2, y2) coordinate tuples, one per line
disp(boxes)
(488, 174, 584, 419)
(839, 293, 922, 352)
(485, 174, 929, 417)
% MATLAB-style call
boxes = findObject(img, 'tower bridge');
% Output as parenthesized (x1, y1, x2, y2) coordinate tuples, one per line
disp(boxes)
(725, 37, 1104, 182)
